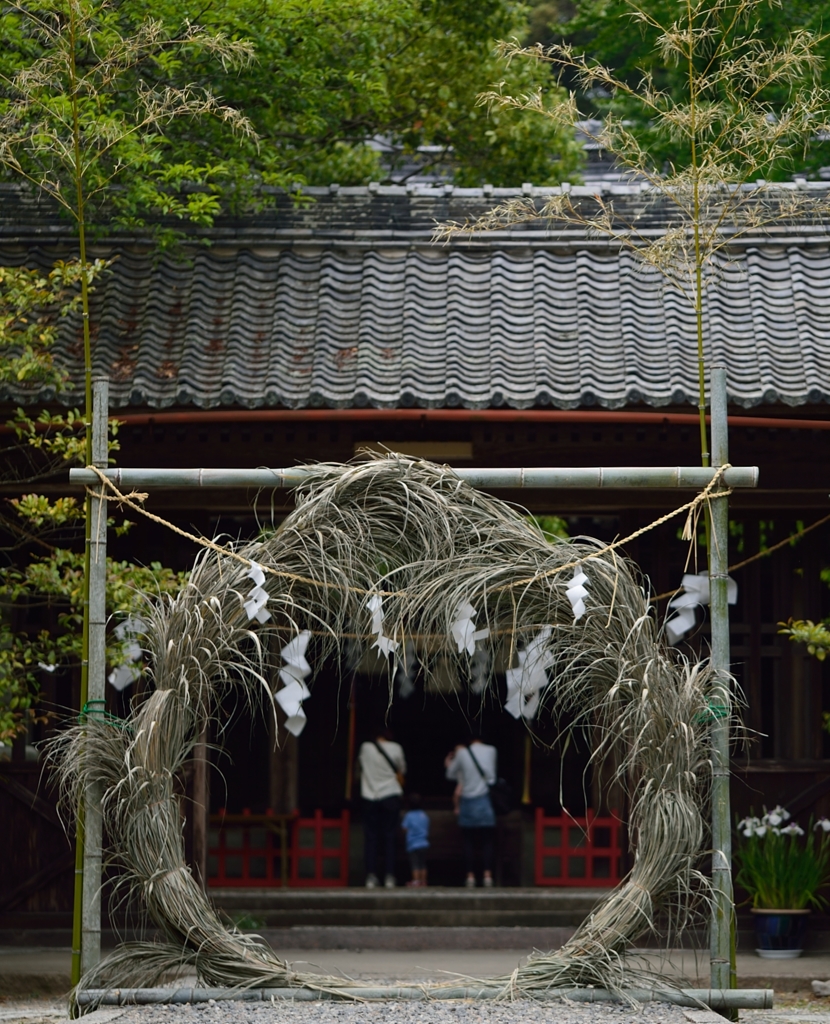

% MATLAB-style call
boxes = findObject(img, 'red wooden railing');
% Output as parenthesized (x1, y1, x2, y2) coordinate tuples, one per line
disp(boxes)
(208, 808, 350, 888)
(534, 808, 622, 887)
(290, 809, 351, 887)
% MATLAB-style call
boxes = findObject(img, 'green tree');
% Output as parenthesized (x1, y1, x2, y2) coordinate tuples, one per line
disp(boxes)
(528, 0, 830, 177)
(1, 0, 581, 213)
(0, 505, 188, 743)
(0, 0, 252, 752)
(441, 0, 830, 474)
(0, 267, 188, 741)
(780, 562, 830, 673)
(0, 0, 255, 232)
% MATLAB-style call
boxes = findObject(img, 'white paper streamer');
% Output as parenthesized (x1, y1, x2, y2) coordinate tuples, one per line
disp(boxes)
(395, 640, 417, 700)
(665, 571, 738, 644)
(470, 645, 490, 695)
(565, 568, 589, 620)
(282, 707, 307, 737)
(275, 678, 311, 717)
(281, 631, 311, 675)
(242, 561, 272, 624)
(275, 629, 312, 736)
(107, 616, 146, 692)
(367, 593, 399, 657)
(505, 626, 554, 720)
(450, 601, 490, 656)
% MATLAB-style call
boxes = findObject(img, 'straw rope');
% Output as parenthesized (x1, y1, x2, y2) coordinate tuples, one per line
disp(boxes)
(651, 510, 830, 603)
(85, 461, 732, 597)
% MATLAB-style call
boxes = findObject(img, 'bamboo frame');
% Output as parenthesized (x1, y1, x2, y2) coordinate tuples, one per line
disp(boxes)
(709, 367, 736, 991)
(79, 378, 108, 979)
(72, 372, 748, 994)
(70, 466, 759, 490)
(77, 987, 773, 1008)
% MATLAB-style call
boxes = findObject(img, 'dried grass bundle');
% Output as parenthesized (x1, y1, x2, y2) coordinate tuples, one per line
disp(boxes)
(51, 454, 732, 998)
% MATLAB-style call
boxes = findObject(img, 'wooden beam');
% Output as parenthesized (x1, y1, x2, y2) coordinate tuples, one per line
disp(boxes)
(0, 774, 62, 829)
(0, 851, 74, 912)
(786, 774, 830, 818)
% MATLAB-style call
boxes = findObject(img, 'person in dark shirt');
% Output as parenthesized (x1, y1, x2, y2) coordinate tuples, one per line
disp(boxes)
(358, 727, 406, 888)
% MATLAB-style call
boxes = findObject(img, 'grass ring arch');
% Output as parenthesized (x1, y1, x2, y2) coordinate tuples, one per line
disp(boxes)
(54, 455, 729, 998)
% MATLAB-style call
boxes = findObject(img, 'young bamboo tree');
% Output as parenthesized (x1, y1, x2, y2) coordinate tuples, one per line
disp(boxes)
(438, 0, 830, 471)
(437, 2, 830, 997)
(0, 0, 254, 988)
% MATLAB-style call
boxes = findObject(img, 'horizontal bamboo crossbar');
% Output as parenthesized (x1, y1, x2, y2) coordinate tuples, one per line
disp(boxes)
(70, 466, 759, 490)
(76, 987, 774, 1008)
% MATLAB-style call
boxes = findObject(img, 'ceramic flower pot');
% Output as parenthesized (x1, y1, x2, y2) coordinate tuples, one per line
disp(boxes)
(751, 908, 810, 958)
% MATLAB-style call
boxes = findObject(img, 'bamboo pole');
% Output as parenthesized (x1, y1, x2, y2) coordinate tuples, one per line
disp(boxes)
(80, 378, 108, 978)
(69, 466, 759, 490)
(708, 367, 736, 995)
(76, 987, 774, 1009)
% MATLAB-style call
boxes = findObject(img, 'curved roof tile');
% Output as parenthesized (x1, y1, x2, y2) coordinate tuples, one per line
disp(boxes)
(2, 184, 830, 410)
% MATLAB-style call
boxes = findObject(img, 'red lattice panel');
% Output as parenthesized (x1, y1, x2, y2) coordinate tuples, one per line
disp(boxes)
(534, 808, 622, 887)
(208, 808, 291, 887)
(289, 809, 350, 888)
(208, 809, 350, 888)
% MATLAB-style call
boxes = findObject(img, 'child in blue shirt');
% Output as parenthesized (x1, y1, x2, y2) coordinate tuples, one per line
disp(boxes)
(401, 793, 430, 887)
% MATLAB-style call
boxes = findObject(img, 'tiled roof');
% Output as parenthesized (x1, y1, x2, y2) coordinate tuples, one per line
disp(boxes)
(2, 184, 830, 410)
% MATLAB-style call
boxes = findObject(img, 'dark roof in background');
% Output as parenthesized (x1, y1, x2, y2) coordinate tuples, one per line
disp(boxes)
(2, 183, 830, 411)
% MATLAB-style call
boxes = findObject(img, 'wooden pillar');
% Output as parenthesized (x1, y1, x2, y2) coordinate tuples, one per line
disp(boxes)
(788, 518, 808, 761)
(746, 517, 763, 756)
(806, 530, 825, 760)
(268, 710, 298, 814)
(191, 728, 209, 889)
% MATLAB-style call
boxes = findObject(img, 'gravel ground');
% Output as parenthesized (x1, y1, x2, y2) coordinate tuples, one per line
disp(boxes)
(93, 999, 692, 1024)
(0, 1002, 65, 1024)
(8, 996, 830, 1024)
(0, 997, 699, 1024)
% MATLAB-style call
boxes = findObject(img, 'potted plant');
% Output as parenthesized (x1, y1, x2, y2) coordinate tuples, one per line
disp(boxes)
(735, 807, 830, 958)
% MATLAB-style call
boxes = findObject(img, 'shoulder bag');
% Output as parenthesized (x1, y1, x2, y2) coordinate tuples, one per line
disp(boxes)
(466, 745, 514, 816)
(372, 740, 405, 789)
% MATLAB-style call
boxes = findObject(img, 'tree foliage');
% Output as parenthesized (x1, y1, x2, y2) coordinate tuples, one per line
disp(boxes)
(0, 263, 186, 741)
(527, 0, 830, 178)
(0, 0, 256, 233)
(0, 0, 582, 229)
(0, 262, 100, 390)
(1, 512, 187, 742)
(441, 0, 830, 479)
(137, 0, 583, 188)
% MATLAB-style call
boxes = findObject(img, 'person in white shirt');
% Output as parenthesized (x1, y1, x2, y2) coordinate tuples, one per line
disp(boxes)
(358, 728, 406, 888)
(445, 732, 497, 888)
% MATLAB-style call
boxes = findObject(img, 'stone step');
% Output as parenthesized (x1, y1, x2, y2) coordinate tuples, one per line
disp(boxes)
(210, 887, 607, 928)
(212, 887, 605, 910)
(253, 925, 578, 950)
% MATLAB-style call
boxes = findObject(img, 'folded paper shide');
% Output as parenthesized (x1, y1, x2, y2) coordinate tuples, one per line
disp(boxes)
(505, 626, 554, 720)
(367, 593, 399, 657)
(666, 571, 737, 644)
(107, 616, 146, 692)
(275, 630, 312, 736)
(243, 561, 272, 624)
(450, 601, 490, 655)
(565, 567, 590, 621)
